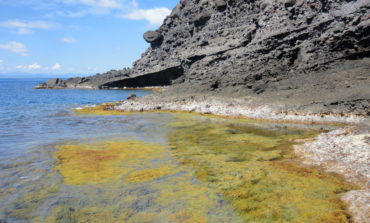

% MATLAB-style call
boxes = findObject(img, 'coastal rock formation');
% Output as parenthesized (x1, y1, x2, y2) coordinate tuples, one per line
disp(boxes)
(143, 31, 164, 47)
(35, 78, 66, 89)
(36, 0, 370, 114)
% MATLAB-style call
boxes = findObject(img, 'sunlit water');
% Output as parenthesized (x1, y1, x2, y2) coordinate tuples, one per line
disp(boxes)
(0, 79, 354, 223)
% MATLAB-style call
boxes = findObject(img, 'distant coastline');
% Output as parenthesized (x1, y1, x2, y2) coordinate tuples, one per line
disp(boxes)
(0, 73, 90, 79)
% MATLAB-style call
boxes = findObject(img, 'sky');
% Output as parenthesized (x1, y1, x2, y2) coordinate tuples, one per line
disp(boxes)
(0, 0, 179, 76)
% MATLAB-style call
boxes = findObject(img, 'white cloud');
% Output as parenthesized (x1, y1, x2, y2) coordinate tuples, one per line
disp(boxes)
(51, 63, 61, 70)
(121, 7, 171, 25)
(98, 0, 121, 8)
(0, 60, 4, 70)
(29, 63, 41, 69)
(1, 20, 54, 29)
(51, 0, 140, 18)
(62, 0, 122, 9)
(44, 0, 167, 25)
(17, 28, 33, 35)
(0, 20, 56, 34)
(60, 37, 76, 43)
(16, 62, 41, 70)
(0, 41, 28, 56)
(43, 10, 88, 18)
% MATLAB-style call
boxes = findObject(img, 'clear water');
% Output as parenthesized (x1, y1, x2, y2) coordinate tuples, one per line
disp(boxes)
(0, 79, 352, 223)
(0, 78, 153, 158)
(0, 79, 240, 222)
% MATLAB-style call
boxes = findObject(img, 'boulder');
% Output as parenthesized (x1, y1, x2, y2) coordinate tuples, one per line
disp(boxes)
(143, 31, 164, 47)
(127, 94, 137, 100)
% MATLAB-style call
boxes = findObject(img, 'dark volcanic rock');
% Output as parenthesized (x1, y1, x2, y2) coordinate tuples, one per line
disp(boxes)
(132, 0, 369, 94)
(143, 31, 164, 47)
(34, 78, 66, 89)
(284, 0, 296, 8)
(192, 12, 211, 27)
(100, 65, 184, 89)
(127, 94, 137, 100)
(47, 78, 65, 88)
(214, 0, 227, 11)
(36, 0, 370, 114)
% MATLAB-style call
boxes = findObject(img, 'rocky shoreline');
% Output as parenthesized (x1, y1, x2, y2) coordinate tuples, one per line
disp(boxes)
(112, 94, 365, 123)
(76, 93, 370, 223)
(36, 0, 369, 221)
(296, 126, 370, 223)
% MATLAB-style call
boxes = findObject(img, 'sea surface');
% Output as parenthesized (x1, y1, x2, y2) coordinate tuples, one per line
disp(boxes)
(0, 78, 353, 223)
(0, 78, 152, 159)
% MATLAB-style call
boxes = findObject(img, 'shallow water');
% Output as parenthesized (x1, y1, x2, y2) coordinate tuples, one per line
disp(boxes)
(0, 79, 354, 222)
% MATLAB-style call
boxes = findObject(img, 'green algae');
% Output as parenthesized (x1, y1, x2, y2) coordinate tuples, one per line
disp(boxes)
(167, 113, 355, 223)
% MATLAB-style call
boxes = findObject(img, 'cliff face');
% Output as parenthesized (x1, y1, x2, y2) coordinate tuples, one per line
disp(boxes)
(36, 0, 370, 113)
(134, 0, 369, 91)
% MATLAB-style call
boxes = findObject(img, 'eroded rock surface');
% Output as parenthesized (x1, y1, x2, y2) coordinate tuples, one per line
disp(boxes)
(36, 0, 370, 114)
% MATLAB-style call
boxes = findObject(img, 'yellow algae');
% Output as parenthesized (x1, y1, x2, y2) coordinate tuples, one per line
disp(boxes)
(6, 113, 357, 223)
(126, 165, 177, 183)
(171, 211, 208, 223)
(167, 115, 355, 223)
(54, 140, 167, 185)
(47, 137, 242, 223)
(150, 171, 239, 223)
(73, 103, 132, 116)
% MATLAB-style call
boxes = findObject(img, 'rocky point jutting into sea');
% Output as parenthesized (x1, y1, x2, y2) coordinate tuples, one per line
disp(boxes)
(36, 0, 369, 222)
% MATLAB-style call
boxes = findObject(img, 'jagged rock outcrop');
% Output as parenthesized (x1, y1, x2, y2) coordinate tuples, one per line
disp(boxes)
(35, 78, 66, 89)
(36, 0, 369, 113)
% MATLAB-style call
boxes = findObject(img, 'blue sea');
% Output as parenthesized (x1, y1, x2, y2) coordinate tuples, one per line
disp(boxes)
(0, 78, 153, 160)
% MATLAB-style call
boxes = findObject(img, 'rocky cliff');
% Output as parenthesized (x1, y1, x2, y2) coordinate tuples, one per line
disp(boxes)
(36, 0, 370, 114)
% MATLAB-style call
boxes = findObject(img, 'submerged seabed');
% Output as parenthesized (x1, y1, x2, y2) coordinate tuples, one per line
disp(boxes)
(0, 112, 355, 223)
